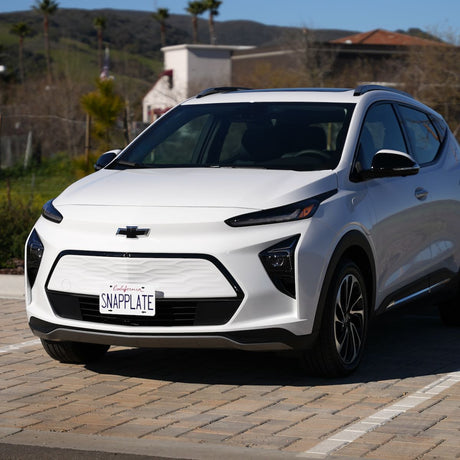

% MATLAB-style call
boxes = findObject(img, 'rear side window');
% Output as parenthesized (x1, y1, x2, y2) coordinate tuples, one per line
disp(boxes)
(398, 106, 441, 165)
(431, 116, 448, 143)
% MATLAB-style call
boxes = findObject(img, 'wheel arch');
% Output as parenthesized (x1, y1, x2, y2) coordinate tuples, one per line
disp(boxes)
(311, 230, 376, 338)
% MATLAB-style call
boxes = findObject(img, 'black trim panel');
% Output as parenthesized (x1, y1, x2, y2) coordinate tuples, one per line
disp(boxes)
(47, 291, 242, 327)
(29, 317, 316, 351)
(375, 269, 458, 314)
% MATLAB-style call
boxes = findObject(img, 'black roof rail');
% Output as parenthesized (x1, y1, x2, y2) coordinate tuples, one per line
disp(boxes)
(354, 84, 413, 98)
(196, 86, 251, 98)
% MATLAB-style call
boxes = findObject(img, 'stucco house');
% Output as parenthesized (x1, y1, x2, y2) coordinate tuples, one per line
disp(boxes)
(142, 44, 253, 123)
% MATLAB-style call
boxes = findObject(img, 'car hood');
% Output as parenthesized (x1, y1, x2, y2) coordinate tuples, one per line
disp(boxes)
(54, 168, 338, 211)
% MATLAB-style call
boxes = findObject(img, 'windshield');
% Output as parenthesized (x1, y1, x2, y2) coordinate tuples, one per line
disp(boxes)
(112, 102, 354, 171)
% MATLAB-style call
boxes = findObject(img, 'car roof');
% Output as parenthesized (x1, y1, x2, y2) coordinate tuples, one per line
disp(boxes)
(183, 88, 357, 104)
(181, 85, 440, 119)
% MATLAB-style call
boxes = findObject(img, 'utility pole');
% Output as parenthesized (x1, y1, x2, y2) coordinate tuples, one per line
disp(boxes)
(0, 113, 2, 169)
(84, 113, 91, 169)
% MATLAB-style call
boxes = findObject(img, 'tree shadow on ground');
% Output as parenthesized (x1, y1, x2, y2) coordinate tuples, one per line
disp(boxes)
(86, 303, 460, 386)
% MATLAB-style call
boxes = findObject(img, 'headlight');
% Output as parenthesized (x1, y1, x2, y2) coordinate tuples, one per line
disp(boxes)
(26, 229, 44, 289)
(42, 199, 63, 223)
(225, 190, 336, 227)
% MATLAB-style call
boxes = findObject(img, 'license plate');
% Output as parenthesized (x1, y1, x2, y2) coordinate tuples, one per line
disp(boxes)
(99, 283, 156, 316)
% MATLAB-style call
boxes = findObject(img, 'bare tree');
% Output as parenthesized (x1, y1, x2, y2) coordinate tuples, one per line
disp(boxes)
(400, 35, 460, 138)
(234, 28, 337, 89)
(296, 28, 338, 87)
(233, 59, 303, 89)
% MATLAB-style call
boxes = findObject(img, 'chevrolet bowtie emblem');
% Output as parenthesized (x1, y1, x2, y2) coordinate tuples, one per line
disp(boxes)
(116, 226, 150, 238)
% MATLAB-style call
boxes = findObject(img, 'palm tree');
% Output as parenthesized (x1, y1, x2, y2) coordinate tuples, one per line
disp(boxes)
(32, 0, 59, 84)
(185, 1, 207, 44)
(93, 16, 106, 72)
(152, 7, 169, 47)
(10, 22, 32, 83)
(204, 0, 222, 45)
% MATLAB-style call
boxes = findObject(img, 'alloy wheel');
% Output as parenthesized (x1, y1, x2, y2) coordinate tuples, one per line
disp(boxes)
(333, 273, 366, 365)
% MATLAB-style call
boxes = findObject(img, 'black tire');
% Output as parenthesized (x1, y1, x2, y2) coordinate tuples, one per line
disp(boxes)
(41, 339, 109, 364)
(303, 259, 369, 377)
(438, 301, 460, 327)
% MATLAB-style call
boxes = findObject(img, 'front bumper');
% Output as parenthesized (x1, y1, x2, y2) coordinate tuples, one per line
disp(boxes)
(26, 202, 337, 349)
(29, 316, 317, 351)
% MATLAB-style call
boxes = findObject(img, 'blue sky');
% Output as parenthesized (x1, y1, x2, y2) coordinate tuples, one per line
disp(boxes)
(1, 0, 459, 33)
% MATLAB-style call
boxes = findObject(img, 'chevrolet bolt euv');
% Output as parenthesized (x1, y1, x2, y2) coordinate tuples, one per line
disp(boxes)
(26, 86, 460, 377)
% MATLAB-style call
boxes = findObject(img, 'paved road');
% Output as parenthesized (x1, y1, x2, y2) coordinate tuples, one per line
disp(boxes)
(0, 442, 173, 459)
(0, 295, 459, 459)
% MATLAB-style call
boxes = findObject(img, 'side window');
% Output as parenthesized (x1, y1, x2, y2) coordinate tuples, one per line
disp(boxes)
(357, 104, 407, 171)
(398, 106, 441, 165)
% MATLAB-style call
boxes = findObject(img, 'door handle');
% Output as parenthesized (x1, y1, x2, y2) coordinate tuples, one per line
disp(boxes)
(415, 187, 428, 201)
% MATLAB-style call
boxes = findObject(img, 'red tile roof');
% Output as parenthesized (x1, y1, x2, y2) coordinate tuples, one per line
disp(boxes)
(330, 29, 446, 46)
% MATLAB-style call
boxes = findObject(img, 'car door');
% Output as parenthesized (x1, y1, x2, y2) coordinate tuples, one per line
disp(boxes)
(396, 104, 460, 286)
(356, 102, 436, 310)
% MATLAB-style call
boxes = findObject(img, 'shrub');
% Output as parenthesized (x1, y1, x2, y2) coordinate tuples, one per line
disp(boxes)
(0, 153, 80, 268)
(0, 198, 41, 268)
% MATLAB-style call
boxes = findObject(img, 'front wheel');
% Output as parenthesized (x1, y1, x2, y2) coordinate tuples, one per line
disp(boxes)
(41, 339, 109, 364)
(302, 260, 369, 377)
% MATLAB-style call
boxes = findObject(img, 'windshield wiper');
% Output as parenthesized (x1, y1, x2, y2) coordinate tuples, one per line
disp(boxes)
(220, 165, 268, 169)
(115, 160, 147, 168)
(115, 162, 272, 170)
(125, 164, 222, 169)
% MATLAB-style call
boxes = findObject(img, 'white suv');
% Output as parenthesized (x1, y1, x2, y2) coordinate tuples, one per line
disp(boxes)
(26, 85, 460, 377)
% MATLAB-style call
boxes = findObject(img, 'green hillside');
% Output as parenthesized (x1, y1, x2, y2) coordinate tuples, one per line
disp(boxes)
(0, 8, 359, 85)
(0, 11, 165, 91)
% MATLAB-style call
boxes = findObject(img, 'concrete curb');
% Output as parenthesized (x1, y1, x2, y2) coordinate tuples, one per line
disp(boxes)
(0, 275, 25, 299)
(0, 429, 299, 459)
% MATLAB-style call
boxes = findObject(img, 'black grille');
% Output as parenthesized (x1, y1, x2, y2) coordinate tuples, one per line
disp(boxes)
(47, 291, 241, 327)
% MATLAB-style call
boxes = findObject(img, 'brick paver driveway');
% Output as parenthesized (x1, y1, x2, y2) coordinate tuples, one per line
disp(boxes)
(1, 297, 459, 459)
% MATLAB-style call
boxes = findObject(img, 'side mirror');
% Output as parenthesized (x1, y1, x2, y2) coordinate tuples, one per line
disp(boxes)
(363, 149, 419, 179)
(94, 149, 122, 171)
